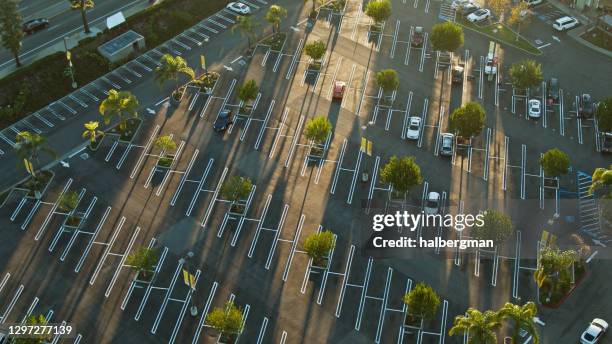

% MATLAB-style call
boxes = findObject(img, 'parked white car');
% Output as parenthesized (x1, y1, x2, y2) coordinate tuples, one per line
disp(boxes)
(553, 16, 579, 31)
(523, 0, 543, 6)
(451, 0, 471, 9)
(467, 9, 491, 22)
(424, 192, 440, 214)
(581, 318, 608, 344)
(226, 2, 251, 14)
(406, 117, 422, 140)
(528, 99, 541, 118)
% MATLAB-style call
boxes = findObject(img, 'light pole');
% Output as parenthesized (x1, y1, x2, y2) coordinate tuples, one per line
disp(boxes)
(361, 120, 375, 182)
(180, 251, 198, 317)
(64, 37, 77, 89)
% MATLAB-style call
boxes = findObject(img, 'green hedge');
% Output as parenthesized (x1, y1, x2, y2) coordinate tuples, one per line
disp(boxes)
(0, 0, 227, 130)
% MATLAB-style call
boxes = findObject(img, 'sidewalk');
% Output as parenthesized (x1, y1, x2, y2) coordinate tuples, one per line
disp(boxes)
(546, 0, 612, 58)
(0, 0, 152, 79)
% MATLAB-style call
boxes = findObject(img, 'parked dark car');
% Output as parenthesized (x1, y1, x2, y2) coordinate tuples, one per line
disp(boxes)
(547, 78, 559, 102)
(602, 132, 612, 154)
(411, 26, 424, 47)
(452, 65, 464, 84)
(23, 18, 50, 34)
(579, 93, 594, 118)
(213, 110, 233, 132)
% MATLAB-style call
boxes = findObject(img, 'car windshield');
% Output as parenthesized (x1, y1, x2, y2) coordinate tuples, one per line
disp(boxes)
(475, 10, 485, 15)
(584, 333, 595, 340)
(409, 124, 419, 130)
(427, 200, 438, 208)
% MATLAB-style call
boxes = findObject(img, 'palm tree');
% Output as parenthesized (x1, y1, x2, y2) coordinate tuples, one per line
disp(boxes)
(265, 5, 287, 33)
(232, 16, 258, 49)
(15, 131, 56, 177)
(449, 308, 501, 344)
(99, 89, 139, 132)
(69, 0, 94, 34)
(82, 121, 103, 145)
(498, 302, 539, 344)
(154, 54, 195, 100)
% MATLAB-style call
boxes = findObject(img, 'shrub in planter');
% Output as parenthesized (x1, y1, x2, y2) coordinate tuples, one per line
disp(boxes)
(126, 246, 159, 282)
(303, 230, 335, 267)
(154, 135, 177, 169)
(236, 80, 258, 114)
(58, 190, 79, 213)
(304, 116, 332, 145)
(402, 282, 441, 324)
(18, 170, 54, 198)
(65, 215, 82, 227)
(206, 301, 245, 342)
(221, 176, 253, 214)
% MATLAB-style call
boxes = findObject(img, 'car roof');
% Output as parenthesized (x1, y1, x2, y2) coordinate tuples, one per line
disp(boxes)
(442, 133, 454, 138)
(428, 191, 440, 199)
(410, 116, 421, 123)
(556, 16, 575, 22)
(530, 99, 540, 104)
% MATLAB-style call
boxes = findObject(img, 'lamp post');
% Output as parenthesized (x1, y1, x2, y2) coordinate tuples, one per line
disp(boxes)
(361, 120, 375, 182)
(179, 251, 198, 317)
(64, 37, 77, 89)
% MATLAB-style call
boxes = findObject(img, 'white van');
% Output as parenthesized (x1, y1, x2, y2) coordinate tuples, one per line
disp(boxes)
(523, 0, 542, 6)
(553, 16, 579, 31)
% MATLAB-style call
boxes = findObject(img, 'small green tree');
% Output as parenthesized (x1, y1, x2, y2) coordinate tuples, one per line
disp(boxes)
(69, 0, 94, 34)
(14, 314, 49, 344)
(509, 59, 543, 90)
(232, 15, 258, 49)
(449, 308, 501, 343)
(540, 148, 570, 177)
(303, 230, 335, 265)
(154, 135, 177, 166)
(595, 97, 612, 132)
(380, 156, 423, 194)
(304, 40, 326, 61)
(449, 102, 486, 138)
(304, 116, 332, 144)
(430, 22, 464, 52)
(0, 0, 24, 67)
(82, 121, 103, 145)
(402, 282, 441, 321)
(266, 5, 287, 33)
(498, 302, 539, 344)
(507, 1, 530, 40)
(15, 131, 56, 178)
(99, 89, 139, 132)
(236, 80, 259, 112)
(126, 246, 158, 280)
(365, 0, 392, 26)
(206, 301, 245, 341)
(487, 0, 510, 21)
(470, 209, 514, 245)
(589, 165, 612, 194)
(376, 69, 399, 95)
(155, 54, 195, 100)
(221, 176, 253, 203)
(58, 190, 79, 212)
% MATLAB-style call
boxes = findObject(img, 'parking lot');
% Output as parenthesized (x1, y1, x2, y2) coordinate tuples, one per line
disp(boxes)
(0, 0, 611, 342)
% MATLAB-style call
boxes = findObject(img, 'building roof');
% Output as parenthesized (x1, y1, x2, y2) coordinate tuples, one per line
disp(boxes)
(98, 30, 144, 56)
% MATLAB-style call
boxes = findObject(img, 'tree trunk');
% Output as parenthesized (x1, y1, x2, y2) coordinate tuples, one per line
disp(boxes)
(81, 7, 90, 34)
(14, 52, 21, 67)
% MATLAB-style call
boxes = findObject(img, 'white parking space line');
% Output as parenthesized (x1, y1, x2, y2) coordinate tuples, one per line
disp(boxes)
(559, 89, 565, 136)
(33, 113, 54, 127)
(69, 94, 88, 108)
(80, 88, 99, 101)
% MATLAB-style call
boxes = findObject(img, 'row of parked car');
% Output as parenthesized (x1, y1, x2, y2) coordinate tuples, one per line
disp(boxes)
(450, 0, 580, 31)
